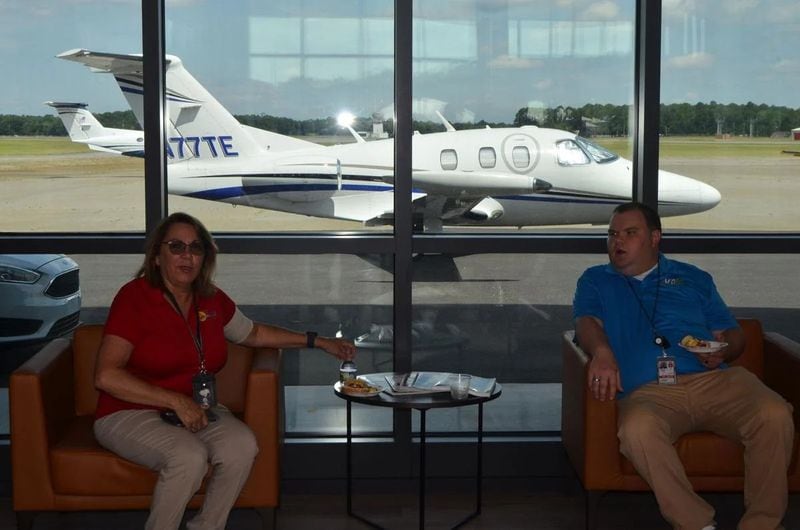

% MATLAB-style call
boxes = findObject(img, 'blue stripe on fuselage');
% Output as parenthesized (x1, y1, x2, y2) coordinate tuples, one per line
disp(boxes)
(186, 183, 394, 200)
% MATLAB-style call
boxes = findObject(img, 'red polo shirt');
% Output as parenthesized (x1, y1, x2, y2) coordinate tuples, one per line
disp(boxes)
(95, 277, 236, 419)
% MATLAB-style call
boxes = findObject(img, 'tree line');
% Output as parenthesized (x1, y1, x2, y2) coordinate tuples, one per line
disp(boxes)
(2, 102, 798, 138)
(513, 102, 800, 137)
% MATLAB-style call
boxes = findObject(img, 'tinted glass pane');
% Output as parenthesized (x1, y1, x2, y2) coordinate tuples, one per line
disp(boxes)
(659, 0, 800, 231)
(412, 0, 637, 233)
(165, 1, 394, 232)
(0, 3, 143, 232)
(411, 253, 799, 434)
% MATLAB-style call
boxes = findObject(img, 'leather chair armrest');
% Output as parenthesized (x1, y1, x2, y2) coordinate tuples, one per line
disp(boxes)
(562, 331, 622, 490)
(241, 347, 281, 506)
(764, 332, 800, 426)
(10, 337, 76, 510)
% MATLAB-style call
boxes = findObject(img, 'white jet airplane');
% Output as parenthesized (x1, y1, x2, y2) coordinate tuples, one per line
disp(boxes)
(56, 48, 721, 230)
(44, 101, 144, 156)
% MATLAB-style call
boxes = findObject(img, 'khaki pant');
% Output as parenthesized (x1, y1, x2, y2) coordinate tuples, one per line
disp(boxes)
(617, 367, 793, 530)
(94, 406, 259, 530)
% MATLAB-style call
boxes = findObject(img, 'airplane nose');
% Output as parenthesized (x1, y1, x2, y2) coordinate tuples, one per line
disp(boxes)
(699, 181, 721, 208)
(657, 169, 721, 215)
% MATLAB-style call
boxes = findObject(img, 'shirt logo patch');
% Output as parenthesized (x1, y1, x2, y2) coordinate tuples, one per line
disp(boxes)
(198, 310, 217, 322)
(663, 277, 683, 286)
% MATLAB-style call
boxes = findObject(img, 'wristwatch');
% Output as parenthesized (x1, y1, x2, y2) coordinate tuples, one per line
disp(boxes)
(305, 331, 318, 348)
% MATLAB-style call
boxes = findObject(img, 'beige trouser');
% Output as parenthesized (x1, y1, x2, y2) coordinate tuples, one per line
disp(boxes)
(94, 406, 259, 530)
(617, 367, 794, 530)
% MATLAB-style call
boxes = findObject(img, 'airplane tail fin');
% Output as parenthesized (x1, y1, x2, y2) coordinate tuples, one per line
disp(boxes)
(57, 49, 317, 159)
(44, 101, 109, 141)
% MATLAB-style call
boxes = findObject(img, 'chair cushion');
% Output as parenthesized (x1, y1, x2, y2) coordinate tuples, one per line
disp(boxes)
(50, 416, 157, 495)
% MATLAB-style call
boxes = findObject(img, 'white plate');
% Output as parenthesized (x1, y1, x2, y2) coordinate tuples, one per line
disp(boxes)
(679, 341, 728, 354)
(339, 383, 384, 397)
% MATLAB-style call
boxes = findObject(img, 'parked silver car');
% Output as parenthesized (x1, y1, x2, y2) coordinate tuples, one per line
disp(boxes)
(0, 254, 81, 344)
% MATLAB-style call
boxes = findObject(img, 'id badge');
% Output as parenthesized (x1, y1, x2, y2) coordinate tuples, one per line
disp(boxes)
(192, 372, 218, 409)
(656, 355, 677, 385)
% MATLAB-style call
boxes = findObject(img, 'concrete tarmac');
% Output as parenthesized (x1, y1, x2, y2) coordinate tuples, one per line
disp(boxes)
(0, 151, 798, 231)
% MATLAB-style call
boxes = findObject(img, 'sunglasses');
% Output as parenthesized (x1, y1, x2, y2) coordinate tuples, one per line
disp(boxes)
(162, 240, 205, 256)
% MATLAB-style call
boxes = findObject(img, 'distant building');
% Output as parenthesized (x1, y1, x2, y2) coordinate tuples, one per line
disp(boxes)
(369, 112, 389, 140)
(793, 127, 800, 141)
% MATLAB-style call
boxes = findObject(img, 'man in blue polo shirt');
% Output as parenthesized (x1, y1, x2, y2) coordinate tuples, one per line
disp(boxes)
(573, 201, 793, 530)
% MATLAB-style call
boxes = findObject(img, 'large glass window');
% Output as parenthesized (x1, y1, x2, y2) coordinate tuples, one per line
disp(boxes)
(659, 0, 800, 231)
(164, 1, 395, 232)
(214, 254, 394, 437)
(411, 0, 638, 233)
(0, 3, 143, 232)
(1, 0, 797, 471)
(411, 252, 800, 435)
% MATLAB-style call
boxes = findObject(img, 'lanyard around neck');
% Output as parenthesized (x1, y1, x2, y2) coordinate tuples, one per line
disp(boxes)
(163, 289, 207, 373)
(624, 262, 670, 350)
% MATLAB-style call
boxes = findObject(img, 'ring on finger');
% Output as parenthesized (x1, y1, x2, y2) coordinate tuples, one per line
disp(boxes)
(592, 376, 601, 383)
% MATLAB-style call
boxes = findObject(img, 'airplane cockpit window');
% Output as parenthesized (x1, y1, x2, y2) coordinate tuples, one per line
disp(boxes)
(511, 146, 530, 169)
(440, 149, 458, 170)
(479, 147, 496, 168)
(556, 140, 591, 166)
(574, 136, 619, 164)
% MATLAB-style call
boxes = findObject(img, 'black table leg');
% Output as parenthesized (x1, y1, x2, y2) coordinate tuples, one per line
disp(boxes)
(346, 399, 352, 515)
(346, 399, 383, 529)
(452, 401, 484, 529)
(419, 408, 426, 530)
(477, 401, 484, 515)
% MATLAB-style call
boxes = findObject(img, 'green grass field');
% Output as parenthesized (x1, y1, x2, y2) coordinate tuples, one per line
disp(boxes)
(594, 136, 797, 158)
(0, 136, 90, 156)
(1, 134, 796, 159)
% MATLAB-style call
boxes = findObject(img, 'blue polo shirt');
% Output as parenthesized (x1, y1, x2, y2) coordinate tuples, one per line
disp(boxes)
(573, 254, 738, 396)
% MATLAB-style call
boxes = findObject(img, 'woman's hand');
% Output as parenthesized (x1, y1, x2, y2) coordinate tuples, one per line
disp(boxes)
(172, 394, 208, 432)
(316, 337, 356, 361)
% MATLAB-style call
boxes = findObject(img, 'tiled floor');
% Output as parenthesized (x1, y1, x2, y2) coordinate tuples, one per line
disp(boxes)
(2, 489, 798, 529)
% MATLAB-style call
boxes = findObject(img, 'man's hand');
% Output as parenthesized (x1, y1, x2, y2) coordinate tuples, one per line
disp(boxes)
(587, 350, 624, 401)
(577, 316, 624, 401)
(695, 327, 745, 369)
(695, 350, 725, 370)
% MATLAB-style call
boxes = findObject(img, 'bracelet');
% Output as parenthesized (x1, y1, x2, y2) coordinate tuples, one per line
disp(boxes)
(305, 331, 318, 349)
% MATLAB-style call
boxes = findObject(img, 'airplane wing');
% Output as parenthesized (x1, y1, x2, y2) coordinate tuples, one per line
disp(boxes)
(410, 169, 550, 196)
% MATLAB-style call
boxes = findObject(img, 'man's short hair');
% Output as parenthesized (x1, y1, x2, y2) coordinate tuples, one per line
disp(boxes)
(612, 202, 662, 232)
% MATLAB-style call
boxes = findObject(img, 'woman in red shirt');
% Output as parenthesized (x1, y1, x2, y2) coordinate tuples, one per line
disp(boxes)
(93, 212, 355, 530)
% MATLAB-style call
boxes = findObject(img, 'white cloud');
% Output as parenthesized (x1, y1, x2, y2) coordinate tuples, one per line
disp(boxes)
(683, 91, 701, 102)
(765, 4, 800, 24)
(535, 79, 554, 91)
(662, 0, 698, 20)
(582, 1, 620, 20)
(721, 0, 758, 16)
(772, 59, 800, 74)
(667, 52, 714, 69)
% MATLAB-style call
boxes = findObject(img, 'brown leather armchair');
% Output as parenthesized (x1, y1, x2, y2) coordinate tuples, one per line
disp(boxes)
(10, 324, 282, 530)
(561, 318, 800, 530)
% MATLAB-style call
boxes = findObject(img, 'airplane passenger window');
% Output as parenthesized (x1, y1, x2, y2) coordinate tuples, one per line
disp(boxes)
(479, 147, 496, 168)
(511, 146, 530, 168)
(440, 149, 458, 170)
(556, 140, 591, 166)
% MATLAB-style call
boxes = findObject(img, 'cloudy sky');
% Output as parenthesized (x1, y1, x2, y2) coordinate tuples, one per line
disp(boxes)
(0, 0, 797, 122)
